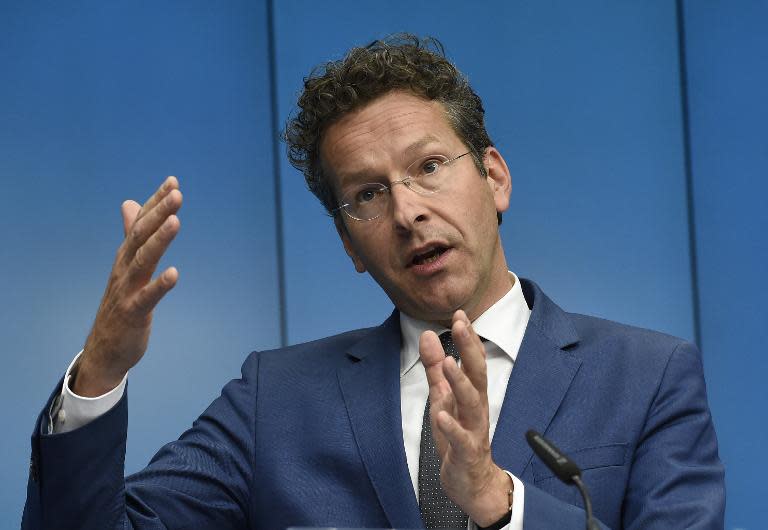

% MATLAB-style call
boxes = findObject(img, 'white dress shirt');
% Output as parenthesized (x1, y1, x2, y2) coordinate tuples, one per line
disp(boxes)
(52, 272, 531, 529)
(400, 272, 530, 530)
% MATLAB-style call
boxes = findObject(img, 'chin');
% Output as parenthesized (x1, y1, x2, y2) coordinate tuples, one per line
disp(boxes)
(406, 296, 470, 323)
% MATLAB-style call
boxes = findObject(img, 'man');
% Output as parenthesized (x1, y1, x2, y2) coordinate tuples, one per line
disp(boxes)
(23, 35, 724, 529)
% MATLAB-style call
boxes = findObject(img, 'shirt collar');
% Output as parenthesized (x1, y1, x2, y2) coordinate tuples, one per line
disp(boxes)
(399, 272, 531, 376)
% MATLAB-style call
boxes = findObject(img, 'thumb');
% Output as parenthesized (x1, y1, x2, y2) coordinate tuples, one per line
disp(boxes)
(121, 200, 141, 237)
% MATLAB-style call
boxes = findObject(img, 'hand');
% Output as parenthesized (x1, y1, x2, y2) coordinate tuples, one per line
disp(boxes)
(419, 310, 513, 527)
(73, 176, 182, 397)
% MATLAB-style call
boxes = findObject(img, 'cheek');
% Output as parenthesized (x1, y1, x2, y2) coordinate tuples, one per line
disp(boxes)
(353, 233, 396, 273)
(453, 194, 496, 240)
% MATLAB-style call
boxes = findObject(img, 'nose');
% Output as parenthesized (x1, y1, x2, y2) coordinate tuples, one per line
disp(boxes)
(389, 180, 428, 231)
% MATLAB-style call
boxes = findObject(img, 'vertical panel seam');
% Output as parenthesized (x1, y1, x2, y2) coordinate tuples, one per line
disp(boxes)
(266, 0, 288, 347)
(675, 0, 702, 349)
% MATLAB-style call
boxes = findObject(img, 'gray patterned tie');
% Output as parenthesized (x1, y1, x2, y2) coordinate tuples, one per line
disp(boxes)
(418, 332, 469, 529)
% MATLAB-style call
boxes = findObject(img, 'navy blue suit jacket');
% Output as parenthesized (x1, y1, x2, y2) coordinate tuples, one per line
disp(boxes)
(23, 280, 724, 529)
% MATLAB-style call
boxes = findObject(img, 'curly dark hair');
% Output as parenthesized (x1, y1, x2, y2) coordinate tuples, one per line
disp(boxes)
(284, 33, 495, 218)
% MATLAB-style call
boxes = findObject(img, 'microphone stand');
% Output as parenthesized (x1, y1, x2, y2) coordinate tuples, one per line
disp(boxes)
(526, 430, 602, 530)
(571, 475, 600, 530)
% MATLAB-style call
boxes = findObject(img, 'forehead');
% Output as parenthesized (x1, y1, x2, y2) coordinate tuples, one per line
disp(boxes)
(320, 91, 461, 183)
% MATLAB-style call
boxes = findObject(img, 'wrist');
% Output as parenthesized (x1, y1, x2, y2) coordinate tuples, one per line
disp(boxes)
(70, 354, 126, 397)
(471, 466, 514, 527)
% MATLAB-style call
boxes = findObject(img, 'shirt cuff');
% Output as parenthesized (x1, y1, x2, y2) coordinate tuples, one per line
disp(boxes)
(508, 473, 524, 530)
(49, 350, 128, 434)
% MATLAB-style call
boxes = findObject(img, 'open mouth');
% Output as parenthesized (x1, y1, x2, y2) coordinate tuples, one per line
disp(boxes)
(411, 246, 448, 266)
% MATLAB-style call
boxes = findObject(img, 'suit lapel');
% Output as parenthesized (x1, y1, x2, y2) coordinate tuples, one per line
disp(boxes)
(336, 281, 580, 525)
(337, 312, 423, 529)
(491, 280, 582, 477)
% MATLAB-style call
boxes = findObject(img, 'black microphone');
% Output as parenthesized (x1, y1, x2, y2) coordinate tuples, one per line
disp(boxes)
(526, 430, 600, 530)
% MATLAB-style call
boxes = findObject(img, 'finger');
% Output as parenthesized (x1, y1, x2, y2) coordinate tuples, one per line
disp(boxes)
(428, 374, 456, 417)
(121, 200, 141, 237)
(131, 266, 179, 315)
(434, 409, 476, 462)
(124, 188, 183, 257)
(136, 176, 179, 223)
(130, 215, 181, 282)
(419, 330, 449, 389)
(451, 312, 488, 394)
(442, 356, 486, 430)
(428, 383, 456, 457)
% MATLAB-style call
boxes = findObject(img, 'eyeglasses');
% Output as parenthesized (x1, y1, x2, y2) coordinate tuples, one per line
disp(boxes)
(332, 152, 472, 221)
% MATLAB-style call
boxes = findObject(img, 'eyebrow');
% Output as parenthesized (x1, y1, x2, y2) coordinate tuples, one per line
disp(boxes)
(402, 135, 442, 158)
(336, 134, 445, 187)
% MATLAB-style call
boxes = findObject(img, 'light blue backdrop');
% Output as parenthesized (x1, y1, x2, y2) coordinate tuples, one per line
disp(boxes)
(0, 0, 282, 523)
(0, 1, 764, 528)
(683, 0, 768, 522)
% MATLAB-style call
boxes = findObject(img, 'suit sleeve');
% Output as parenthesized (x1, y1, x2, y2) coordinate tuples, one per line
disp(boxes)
(621, 341, 725, 528)
(520, 341, 724, 529)
(22, 352, 260, 530)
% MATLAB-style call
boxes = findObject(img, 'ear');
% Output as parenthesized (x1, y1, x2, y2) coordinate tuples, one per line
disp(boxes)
(334, 216, 367, 273)
(482, 147, 512, 214)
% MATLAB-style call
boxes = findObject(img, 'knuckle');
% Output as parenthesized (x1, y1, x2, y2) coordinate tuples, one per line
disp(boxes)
(130, 224, 143, 242)
(127, 296, 148, 317)
(134, 246, 147, 269)
(107, 270, 121, 286)
(464, 391, 482, 409)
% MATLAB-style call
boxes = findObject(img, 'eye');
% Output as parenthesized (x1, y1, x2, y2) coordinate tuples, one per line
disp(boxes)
(354, 185, 383, 204)
(421, 159, 442, 175)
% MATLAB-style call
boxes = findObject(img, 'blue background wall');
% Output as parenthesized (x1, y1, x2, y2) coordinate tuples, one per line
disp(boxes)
(1, 1, 765, 527)
(683, 1, 768, 522)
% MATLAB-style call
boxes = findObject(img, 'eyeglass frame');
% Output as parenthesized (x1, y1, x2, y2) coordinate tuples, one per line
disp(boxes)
(331, 151, 473, 222)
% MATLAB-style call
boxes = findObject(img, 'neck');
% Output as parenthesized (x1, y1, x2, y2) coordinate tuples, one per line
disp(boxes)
(434, 270, 515, 328)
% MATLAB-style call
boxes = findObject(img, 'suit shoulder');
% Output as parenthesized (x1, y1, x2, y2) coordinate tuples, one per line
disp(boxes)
(240, 325, 380, 372)
(565, 312, 699, 367)
(555, 313, 708, 407)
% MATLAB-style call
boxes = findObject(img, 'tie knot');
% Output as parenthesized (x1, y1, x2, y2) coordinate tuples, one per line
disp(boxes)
(439, 332, 461, 362)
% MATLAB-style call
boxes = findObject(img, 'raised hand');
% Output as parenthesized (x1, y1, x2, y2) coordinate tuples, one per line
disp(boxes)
(73, 176, 182, 397)
(419, 310, 513, 527)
